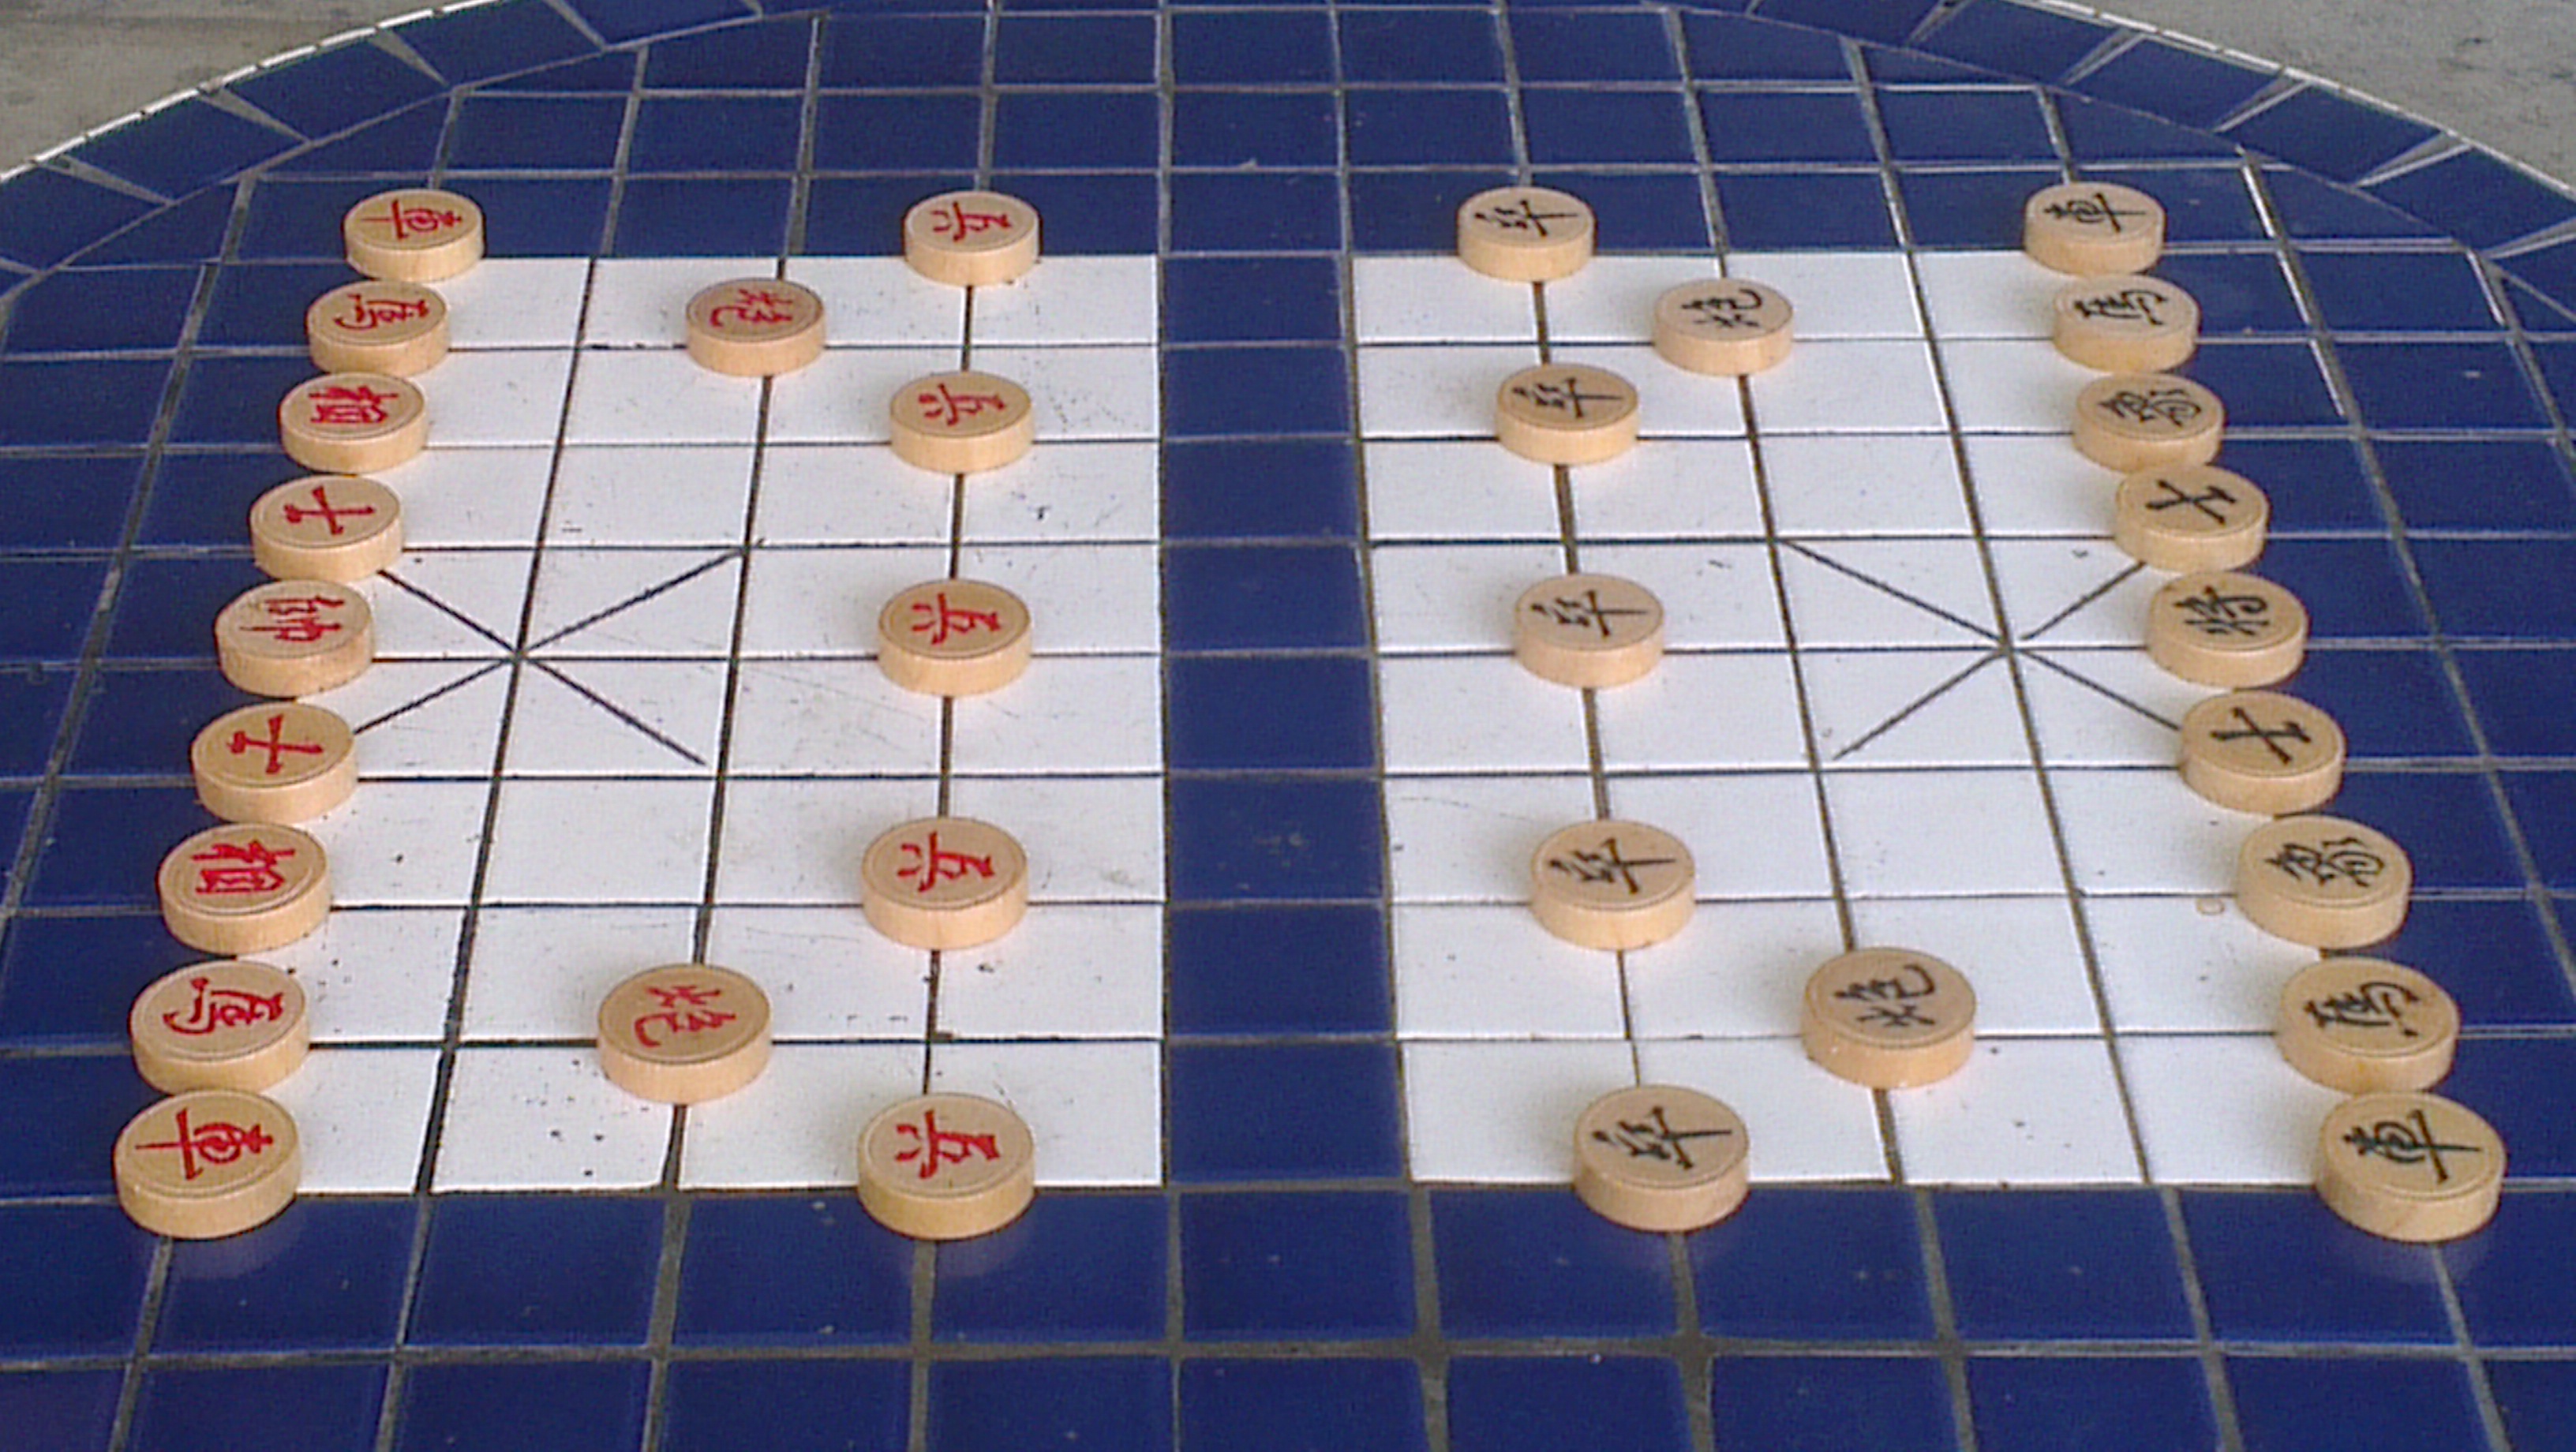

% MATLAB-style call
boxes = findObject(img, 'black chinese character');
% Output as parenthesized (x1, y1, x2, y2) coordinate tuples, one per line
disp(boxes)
(1530, 587, 1651, 640)
(2265, 835, 2387, 890)
(2171, 583, 2273, 638)
(1547, 835, 1678, 896)
(1474, 197, 1582, 238)
(1831, 960, 1941, 1030)
(1511, 374, 1623, 420)
(2144, 476, 2238, 526)
(2305, 979, 2424, 1038)
(2207, 705, 2312, 765)
(2344, 1106, 2481, 1184)
(2099, 387, 2203, 429)
(2071, 286, 2173, 326)
(2044, 189, 2150, 234)
(1594, 1103, 1732, 1172)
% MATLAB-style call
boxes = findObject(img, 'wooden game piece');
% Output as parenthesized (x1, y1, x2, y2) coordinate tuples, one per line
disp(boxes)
(2113, 463, 2267, 574)
(2023, 181, 2166, 275)
(860, 817, 1030, 950)
(344, 188, 485, 283)
(1513, 573, 1664, 689)
(1495, 363, 1640, 466)
(1652, 279, 1795, 376)
(2316, 1091, 2503, 1244)
(2146, 571, 2307, 688)
(877, 578, 1032, 697)
(595, 964, 773, 1105)
(2236, 814, 2412, 949)
(2277, 958, 2459, 1095)
(1529, 820, 1695, 951)
(128, 960, 309, 1095)
(215, 579, 374, 698)
(189, 702, 358, 825)
(1800, 948, 1977, 1090)
(250, 475, 404, 583)
(684, 278, 827, 377)
(279, 372, 428, 475)
(158, 823, 331, 956)
(2072, 372, 2224, 473)
(2180, 690, 2346, 815)
(902, 190, 1041, 287)
(305, 280, 448, 376)
(114, 1088, 301, 1240)
(2051, 273, 2199, 372)
(857, 1091, 1038, 1241)
(1456, 185, 1595, 283)
(889, 371, 1035, 474)
(1572, 1084, 1749, 1233)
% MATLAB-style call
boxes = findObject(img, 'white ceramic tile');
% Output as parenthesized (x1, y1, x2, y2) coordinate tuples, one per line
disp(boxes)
(1583, 542, 1788, 649)
(1403, 1039, 1638, 1182)
(1605, 772, 1838, 899)
(440, 258, 591, 347)
(1889, 1036, 2143, 1184)
(268, 1046, 440, 1193)
(1370, 542, 1567, 652)
(1354, 255, 1537, 342)
(1543, 256, 1714, 343)
(1558, 342, 1749, 437)
(738, 545, 948, 657)
(1570, 439, 1765, 540)
(481, 777, 715, 904)
(1596, 650, 1808, 771)
(421, 349, 575, 447)
(432, 1046, 672, 1190)
(1743, 339, 1945, 434)
(929, 1039, 1163, 1185)
(1990, 539, 2156, 646)
(705, 906, 931, 1040)
(1356, 343, 1528, 438)
(2021, 649, 2196, 767)
(525, 548, 742, 657)
(1391, 904, 1631, 1038)
(565, 348, 765, 443)
(784, 256, 965, 346)
(935, 904, 1164, 1039)
(2121, 1034, 2344, 1184)
(680, 1042, 927, 1188)
(713, 777, 938, 904)
(1383, 773, 1596, 904)
(1777, 540, 1996, 648)
(2089, 895, 2313, 1032)
(1365, 440, 1559, 541)
(546, 445, 754, 546)
(1634, 1038, 1891, 1181)
(323, 661, 509, 777)
(268, 907, 462, 1042)
(954, 542, 1161, 654)
(968, 256, 1159, 344)
(2050, 766, 2257, 893)
(764, 346, 956, 444)
(1728, 251, 1924, 339)
(971, 346, 1160, 440)
(945, 775, 1163, 903)
(1380, 655, 1589, 774)
(371, 551, 531, 658)
(504, 659, 729, 776)
(1912, 249, 2061, 339)
(1623, 896, 1847, 1039)
(725, 657, 944, 776)
(1960, 435, 2119, 537)
(1846, 896, 2102, 1035)
(949, 656, 1163, 774)
(380, 446, 551, 547)
(1823, 769, 2065, 896)
(460, 905, 699, 1040)
(1938, 339, 2099, 433)
(585, 257, 778, 346)
(754, 445, 953, 546)
(306, 780, 489, 906)
(960, 441, 1160, 543)
(1763, 433, 1970, 537)
(1802, 649, 2026, 769)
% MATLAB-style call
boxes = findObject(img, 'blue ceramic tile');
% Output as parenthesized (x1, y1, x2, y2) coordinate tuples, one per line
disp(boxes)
(0, 1371, 120, 1452)
(2215, 437, 2379, 533)
(230, 39, 443, 139)
(0, 454, 147, 549)
(1161, 439, 1361, 541)
(1707, 1356, 1960, 1452)
(2260, 538, 2426, 640)
(2292, 649, 2474, 760)
(2264, 167, 2446, 241)
(199, 261, 361, 348)
(1526, 89, 1698, 167)
(1716, 171, 1896, 249)
(1172, 92, 1338, 170)
(0, 170, 158, 271)
(934, 1193, 1165, 1342)
(2177, 1190, 2451, 1344)
(612, 178, 792, 256)
(0, 1203, 156, 1355)
(1163, 346, 1351, 438)
(155, 1198, 414, 1351)
(1347, 170, 1507, 253)
(2490, 1360, 2576, 1450)
(1767, 0, 1941, 43)
(2054, 92, 2244, 162)
(2304, 249, 2499, 332)
(0, 557, 110, 663)
(2443, 1038, 2576, 1177)
(996, 13, 1159, 84)
(1167, 775, 1383, 900)
(0, 662, 74, 776)
(1167, 1042, 1402, 1179)
(478, 50, 638, 93)
(1163, 546, 1365, 651)
(2373, 897, 2576, 1027)
(2379, 439, 2576, 533)
(1164, 258, 1341, 345)
(1879, 90, 2055, 164)
(1173, 171, 1344, 252)
(994, 92, 1159, 169)
(1968, 1357, 2218, 1452)
(2505, 244, 2576, 328)
(560, 0, 750, 44)
(73, 668, 245, 773)
(662, 1360, 910, 1452)
(2510, 772, 2576, 889)
(2226, 87, 2439, 185)
(1699, 91, 1876, 165)
(2417, 540, 2576, 640)
(236, 178, 394, 258)
(271, 106, 445, 175)
(1690, 1187, 1934, 1340)
(2446, 1190, 2576, 1344)
(1339, 9, 1502, 83)
(1168, 903, 1388, 1035)
(2340, 340, 2549, 431)
(1861, 44, 1998, 83)
(2525, 342, 2576, 423)
(451, 175, 615, 255)
(393, 1360, 650, 1452)
(0, 1056, 158, 1195)
(1935, 1190, 2196, 1341)
(2461, 649, 2576, 756)
(1894, 167, 2057, 248)
(928, 1359, 1170, 1452)
(1513, 10, 1682, 81)
(78, 189, 233, 266)
(0, 358, 170, 447)
(138, 451, 303, 548)
(2330, 772, 2519, 889)
(1447, 1357, 1690, 1452)
(2091, 164, 2268, 241)
(1172, 10, 1334, 85)
(1432, 1189, 1674, 1337)
(672, 1193, 912, 1346)
(803, 174, 972, 253)
(631, 95, 803, 172)
(1682, 13, 1848, 80)
(1531, 170, 1713, 250)
(69, 99, 297, 199)
(0, 915, 190, 1046)
(447, 94, 625, 170)
(2076, 39, 2275, 131)
(1181, 1360, 1428, 1452)
(2152, 252, 2305, 335)
(4, 267, 200, 354)
(409, 1195, 665, 1345)
(395, 2, 597, 84)
(819, 15, 986, 87)
(2369, 148, 2576, 251)
(991, 171, 1159, 253)
(170, 354, 315, 446)
(646, 17, 812, 88)
(2228, 1355, 2485, 1452)
(130, 1364, 387, 1452)
(2179, 341, 2340, 428)
(1346, 89, 1514, 167)
(1167, 657, 1373, 769)
(1917, 1, 2114, 81)
(1182, 1191, 1412, 1338)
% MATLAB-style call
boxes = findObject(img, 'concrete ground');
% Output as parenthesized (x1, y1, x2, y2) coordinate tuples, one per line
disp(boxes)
(1, 0, 2572, 187)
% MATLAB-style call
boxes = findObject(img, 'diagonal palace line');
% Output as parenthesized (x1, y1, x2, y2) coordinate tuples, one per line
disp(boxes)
(526, 658, 711, 768)
(2025, 649, 2184, 732)
(377, 567, 519, 654)
(1829, 649, 2007, 762)
(348, 659, 510, 737)
(2021, 556, 2148, 645)
(1781, 540, 1999, 642)
(523, 548, 747, 656)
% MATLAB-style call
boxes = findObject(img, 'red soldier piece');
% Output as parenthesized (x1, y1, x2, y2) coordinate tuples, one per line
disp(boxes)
(858, 1092, 1037, 1240)
(860, 816, 1029, 950)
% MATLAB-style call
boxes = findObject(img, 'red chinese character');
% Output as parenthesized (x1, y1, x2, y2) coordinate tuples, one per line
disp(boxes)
(913, 381, 1008, 429)
(279, 482, 378, 537)
(358, 200, 462, 241)
(926, 200, 1014, 240)
(896, 831, 995, 896)
(191, 838, 295, 898)
(708, 286, 799, 331)
(630, 982, 736, 1050)
(335, 293, 432, 332)
(908, 592, 1002, 648)
(242, 594, 348, 646)
(134, 1106, 276, 1181)
(892, 1107, 1001, 1181)
(226, 712, 325, 777)
(162, 975, 288, 1038)
(305, 384, 397, 427)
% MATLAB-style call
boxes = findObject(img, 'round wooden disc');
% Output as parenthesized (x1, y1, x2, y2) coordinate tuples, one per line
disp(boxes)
(343, 188, 485, 283)
(2146, 571, 2308, 689)
(1530, 820, 1695, 951)
(2050, 273, 2199, 372)
(860, 817, 1030, 951)
(250, 474, 404, 583)
(305, 280, 449, 376)
(596, 963, 773, 1105)
(857, 1092, 1038, 1241)
(1496, 363, 1640, 466)
(1456, 185, 1596, 283)
(876, 578, 1033, 697)
(2113, 463, 2267, 574)
(1653, 279, 1795, 376)
(889, 371, 1035, 474)
(2316, 1091, 2503, 1243)
(2277, 958, 2459, 1095)
(115, 1089, 301, 1240)
(158, 823, 331, 956)
(1800, 947, 1977, 1090)
(2072, 372, 2225, 473)
(2236, 815, 2413, 949)
(129, 960, 309, 1095)
(214, 579, 374, 698)
(279, 372, 428, 475)
(2023, 182, 2166, 275)
(1513, 573, 1664, 689)
(684, 277, 827, 377)
(902, 190, 1041, 287)
(2179, 690, 2346, 815)
(1572, 1084, 1749, 1233)
(190, 702, 358, 825)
